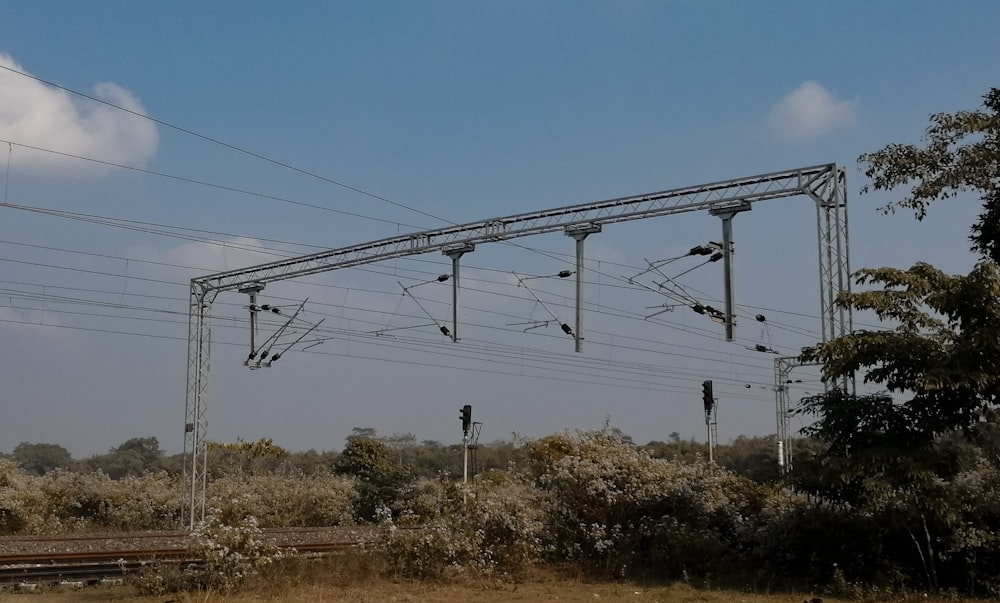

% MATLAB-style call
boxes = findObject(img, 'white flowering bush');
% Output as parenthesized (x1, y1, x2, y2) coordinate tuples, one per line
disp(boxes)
(373, 473, 544, 580)
(208, 470, 357, 527)
(0, 458, 60, 534)
(184, 508, 285, 592)
(0, 461, 356, 534)
(0, 463, 179, 533)
(531, 430, 772, 578)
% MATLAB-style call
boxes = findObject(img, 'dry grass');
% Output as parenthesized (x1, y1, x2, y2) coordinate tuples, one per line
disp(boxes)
(0, 557, 967, 603)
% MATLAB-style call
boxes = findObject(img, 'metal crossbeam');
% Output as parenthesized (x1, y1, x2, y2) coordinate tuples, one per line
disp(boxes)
(182, 163, 850, 527)
(192, 164, 839, 294)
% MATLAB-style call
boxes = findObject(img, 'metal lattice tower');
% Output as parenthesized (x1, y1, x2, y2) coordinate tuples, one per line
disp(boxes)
(772, 168, 852, 472)
(182, 163, 851, 527)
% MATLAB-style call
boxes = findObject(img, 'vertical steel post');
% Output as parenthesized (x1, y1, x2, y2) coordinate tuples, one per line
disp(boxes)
(720, 214, 735, 341)
(239, 283, 265, 362)
(709, 204, 750, 342)
(443, 244, 474, 342)
(565, 224, 601, 353)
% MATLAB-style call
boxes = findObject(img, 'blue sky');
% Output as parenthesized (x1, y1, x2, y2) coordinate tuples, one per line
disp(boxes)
(1, 1, 997, 456)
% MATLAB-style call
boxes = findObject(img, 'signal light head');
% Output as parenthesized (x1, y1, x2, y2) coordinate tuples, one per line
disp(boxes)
(702, 380, 713, 414)
(460, 404, 472, 431)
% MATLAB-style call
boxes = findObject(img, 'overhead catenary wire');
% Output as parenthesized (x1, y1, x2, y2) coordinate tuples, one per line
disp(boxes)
(0, 232, 820, 378)
(0, 66, 447, 226)
(0, 138, 426, 231)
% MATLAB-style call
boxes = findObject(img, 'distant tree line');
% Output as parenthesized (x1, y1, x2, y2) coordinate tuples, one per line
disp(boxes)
(1, 429, 799, 485)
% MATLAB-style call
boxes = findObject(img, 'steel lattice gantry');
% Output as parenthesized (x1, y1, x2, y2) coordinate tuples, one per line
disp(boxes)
(182, 163, 851, 528)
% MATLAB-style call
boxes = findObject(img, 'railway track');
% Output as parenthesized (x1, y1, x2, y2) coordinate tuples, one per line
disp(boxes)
(0, 526, 371, 588)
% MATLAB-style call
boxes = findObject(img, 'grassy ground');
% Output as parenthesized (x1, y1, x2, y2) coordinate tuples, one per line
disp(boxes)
(0, 557, 958, 603)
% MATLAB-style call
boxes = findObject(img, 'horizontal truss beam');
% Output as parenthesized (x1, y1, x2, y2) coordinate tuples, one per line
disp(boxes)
(193, 164, 840, 294)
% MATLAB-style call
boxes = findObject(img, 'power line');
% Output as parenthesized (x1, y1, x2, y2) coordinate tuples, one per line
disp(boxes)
(0, 138, 425, 231)
(0, 65, 446, 225)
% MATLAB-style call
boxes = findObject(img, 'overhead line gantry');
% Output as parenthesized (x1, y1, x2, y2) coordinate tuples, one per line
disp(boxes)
(184, 163, 850, 528)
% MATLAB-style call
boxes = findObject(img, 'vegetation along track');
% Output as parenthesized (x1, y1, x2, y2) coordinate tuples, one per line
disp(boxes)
(0, 526, 373, 586)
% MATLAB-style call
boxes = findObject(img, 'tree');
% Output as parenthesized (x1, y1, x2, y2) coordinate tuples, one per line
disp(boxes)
(795, 88, 1000, 591)
(860, 87, 1000, 262)
(334, 436, 411, 521)
(803, 261, 1000, 440)
(346, 426, 378, 441)
(12, 442, 73, 475)
(114, 437, 164, 467)
(805, 88, 1000, 440)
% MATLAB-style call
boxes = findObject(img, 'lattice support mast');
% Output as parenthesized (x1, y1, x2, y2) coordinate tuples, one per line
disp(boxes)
(182, 283, 214, 528)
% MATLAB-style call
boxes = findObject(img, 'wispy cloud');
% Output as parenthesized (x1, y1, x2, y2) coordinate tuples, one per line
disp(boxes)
(0, 52, 158, 175)
(768, 81, 855, 141)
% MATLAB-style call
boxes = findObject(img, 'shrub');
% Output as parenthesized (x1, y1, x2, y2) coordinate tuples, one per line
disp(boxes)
(373, 475, 544, 580)
(532, 430, 772, 579)
(208, 470, 356, 527)
(186, 509, 285, 591)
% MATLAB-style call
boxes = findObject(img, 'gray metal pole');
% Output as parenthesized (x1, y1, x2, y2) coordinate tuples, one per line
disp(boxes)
(709, 204, 749, 342)
(565, 224, 601, 353)
(720, 214, 735, 341)
(443, 245, 474, 342)
(451, 254, 460, 343)
(574, 236, 584, 352)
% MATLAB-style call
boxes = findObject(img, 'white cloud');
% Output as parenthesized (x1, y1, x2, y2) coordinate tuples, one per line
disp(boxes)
(0, 52, 158, 175)
(767, 81, 856, 141)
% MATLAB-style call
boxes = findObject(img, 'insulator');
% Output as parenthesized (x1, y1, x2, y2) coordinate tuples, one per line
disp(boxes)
(436, 274, 450, 282)
(440, 325, 451, 336)
(558, 270, 573, 278)
(755, 345, 768, 352)
(271, 307, 281, 314)
(709, 252, 724, 262)
(260, 350, 270, 360)
(271, 354, 281, 362)
(261, 304, 270, 311)
(691, 304, 706, 315)
(560, 323, 573, 335)
(756, 314, 766, 322)
(248, 352, 257, 360)
(689, 245, 711, 256)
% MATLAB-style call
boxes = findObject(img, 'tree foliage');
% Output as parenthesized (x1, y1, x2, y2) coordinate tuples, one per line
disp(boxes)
(11, 442, 73, 476)
(334, 436, 412, 521)
(795, 87, 1000, 593)
(802, 261, 1000, 439)
(860, 87, 1000, 262)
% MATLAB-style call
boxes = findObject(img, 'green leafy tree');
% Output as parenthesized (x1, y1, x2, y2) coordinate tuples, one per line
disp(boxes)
(796, 87, 1000, 591)
(114, 437, 164, 467)
(12, 442, 73, 476)
(803, 261, 1000, 440)
(806, 87, 1000, 442)
(860, 87, 1000, 262)
(334, 436, 411, 521)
